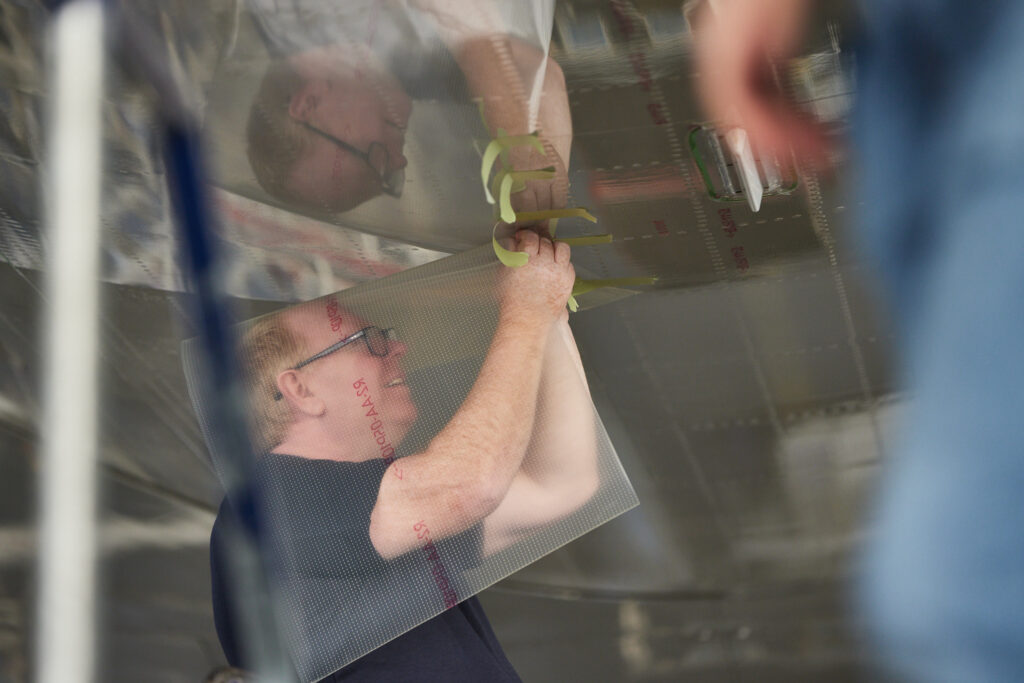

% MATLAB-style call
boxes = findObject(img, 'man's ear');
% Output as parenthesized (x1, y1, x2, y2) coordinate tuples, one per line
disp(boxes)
(288, 79, 326, 122)
(276, 369, 326, 417)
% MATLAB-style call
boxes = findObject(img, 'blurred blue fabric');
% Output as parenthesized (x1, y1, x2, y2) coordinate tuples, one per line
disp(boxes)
(853, 1, 1024, 681)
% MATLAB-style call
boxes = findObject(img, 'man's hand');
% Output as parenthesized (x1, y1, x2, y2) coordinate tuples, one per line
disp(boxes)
(371, 238, 570, 560)
(498, 229, 575, 326)
(692, 0, 830, 168)
(507, 141, 570, 220)
(499, 46, 572, 220)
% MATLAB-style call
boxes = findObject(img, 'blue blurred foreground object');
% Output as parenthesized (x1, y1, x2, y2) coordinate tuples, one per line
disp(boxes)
(854, 2, 1024, 681)
(693, 0, 1024, 679)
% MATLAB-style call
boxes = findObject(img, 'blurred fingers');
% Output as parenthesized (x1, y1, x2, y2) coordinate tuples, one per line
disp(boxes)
(554, 240, 571, 265)
(515, 228, 540, 255)
(536, 234, 555, 261)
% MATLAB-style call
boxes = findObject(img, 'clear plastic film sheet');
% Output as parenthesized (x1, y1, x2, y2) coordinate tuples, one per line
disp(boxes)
(0, 0, 581, 300)
(0, 0, 853, 304)
(216, 0, 569, 245)
(181, 244, 638, 681)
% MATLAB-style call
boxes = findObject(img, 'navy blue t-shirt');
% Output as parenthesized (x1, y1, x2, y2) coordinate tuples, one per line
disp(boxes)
(210, 453, 520, 682)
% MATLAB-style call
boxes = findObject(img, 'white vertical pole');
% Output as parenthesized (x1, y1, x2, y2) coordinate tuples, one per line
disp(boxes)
(36, 2, 105, 682)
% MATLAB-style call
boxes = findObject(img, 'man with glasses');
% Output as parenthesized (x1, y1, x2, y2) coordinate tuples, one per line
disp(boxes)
(247, 43, 415, 214)
(244, 0, 572, 217)
(210, 230, 600, 680)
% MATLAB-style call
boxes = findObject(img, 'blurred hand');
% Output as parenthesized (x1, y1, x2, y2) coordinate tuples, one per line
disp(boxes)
(498, 229, 575, 326)
(507, 144, 569, 221)
(692, 0, 831, 168)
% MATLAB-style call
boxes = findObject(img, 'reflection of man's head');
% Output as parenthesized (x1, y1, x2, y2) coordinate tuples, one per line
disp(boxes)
(247, 46, 413, 213)
(242, 300, 415, 458)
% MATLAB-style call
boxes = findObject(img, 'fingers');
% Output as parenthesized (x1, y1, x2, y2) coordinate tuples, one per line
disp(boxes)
(516, 228, 562, 264)
(515, 229, 540, 255)
(522, 185, 539, 214)
(692, 0, 829, 168)
(510, 185, 537, 216)
(554, 240, 570, 265)
(536, 233, 554, 261)
(534, 180, 553, 216)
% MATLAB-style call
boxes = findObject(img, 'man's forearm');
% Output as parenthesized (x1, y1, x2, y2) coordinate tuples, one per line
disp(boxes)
(456, 35, 538, 137)
(519, 319, 600, 495)
(422, 312, 550, 515)
(413, 0, 533, 130)
(454, 35, 571, 219)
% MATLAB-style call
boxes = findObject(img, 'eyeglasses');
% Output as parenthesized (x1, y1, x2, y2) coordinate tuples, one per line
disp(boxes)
(298, 121, 405, 198)
(273, 326, 398, 400)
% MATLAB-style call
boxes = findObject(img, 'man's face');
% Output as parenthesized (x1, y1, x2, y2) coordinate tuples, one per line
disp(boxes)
(287, 304, 417, 455)
(286, 51, 413, 213)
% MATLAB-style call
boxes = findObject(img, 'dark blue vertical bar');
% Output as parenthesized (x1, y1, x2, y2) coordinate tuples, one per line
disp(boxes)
(162, 121, 292, 679)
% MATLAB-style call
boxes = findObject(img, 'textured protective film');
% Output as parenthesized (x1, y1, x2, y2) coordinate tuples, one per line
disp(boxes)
(182, 244, 637, 681)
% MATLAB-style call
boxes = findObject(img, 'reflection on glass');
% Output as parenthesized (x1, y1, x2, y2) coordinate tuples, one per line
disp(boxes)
(247, 46, 413, 213)
(239, 0, 571, 220)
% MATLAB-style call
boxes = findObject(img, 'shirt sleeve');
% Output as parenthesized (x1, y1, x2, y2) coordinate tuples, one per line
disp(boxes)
(257, 455, 390, 579)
